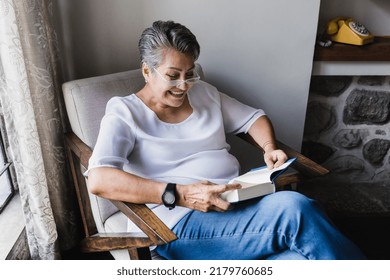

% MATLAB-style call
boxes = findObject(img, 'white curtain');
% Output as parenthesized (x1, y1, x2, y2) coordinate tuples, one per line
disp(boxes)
(0, 0, 78, 259)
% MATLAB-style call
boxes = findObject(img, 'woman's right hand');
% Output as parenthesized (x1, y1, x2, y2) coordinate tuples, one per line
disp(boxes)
(177, 181, 241, 212)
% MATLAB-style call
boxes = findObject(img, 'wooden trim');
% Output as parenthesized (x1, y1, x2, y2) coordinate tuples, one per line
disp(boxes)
(314, 37, 390, 61)
(65, 132, 92, 168)
(274, 173, 305, 188)
(65, 133, 97, 236)
(80, 233, 156, 253)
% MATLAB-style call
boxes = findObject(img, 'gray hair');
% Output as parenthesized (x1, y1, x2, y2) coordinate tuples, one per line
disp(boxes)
(138, 20, 200, 70)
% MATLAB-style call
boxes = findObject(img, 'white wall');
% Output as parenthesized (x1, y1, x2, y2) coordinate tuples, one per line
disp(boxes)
(55, 0, 321, 158)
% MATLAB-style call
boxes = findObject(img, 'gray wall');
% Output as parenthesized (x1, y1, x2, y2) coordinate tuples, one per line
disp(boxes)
(55, 0, 321, 155)
(318, 0, 390, 36)
(54, 0, 144, 79)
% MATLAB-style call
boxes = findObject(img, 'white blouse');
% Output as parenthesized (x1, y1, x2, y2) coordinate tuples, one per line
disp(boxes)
(88, 80, 265, 231)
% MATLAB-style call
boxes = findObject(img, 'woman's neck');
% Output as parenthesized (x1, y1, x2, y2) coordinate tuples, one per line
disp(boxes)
(136, 88, 193, 123)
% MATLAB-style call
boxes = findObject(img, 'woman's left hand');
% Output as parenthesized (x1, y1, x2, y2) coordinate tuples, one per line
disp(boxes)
(264, 149, 288, 169)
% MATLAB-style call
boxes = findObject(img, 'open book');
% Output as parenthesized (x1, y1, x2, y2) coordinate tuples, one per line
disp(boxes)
(220, 158, 296, 203)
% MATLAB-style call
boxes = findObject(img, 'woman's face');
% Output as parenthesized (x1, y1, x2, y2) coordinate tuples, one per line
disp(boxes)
(146, 48, 197, 109)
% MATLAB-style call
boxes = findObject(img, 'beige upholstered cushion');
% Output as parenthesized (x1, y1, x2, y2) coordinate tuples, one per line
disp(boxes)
(63, 69, 145, 149)
(63, 69, 146, 258)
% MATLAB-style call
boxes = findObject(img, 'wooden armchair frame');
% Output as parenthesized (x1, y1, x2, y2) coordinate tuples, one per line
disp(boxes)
(65, 131, 328, 260)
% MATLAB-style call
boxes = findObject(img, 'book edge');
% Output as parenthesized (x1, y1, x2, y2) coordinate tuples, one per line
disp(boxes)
(222, 182, 275, 202)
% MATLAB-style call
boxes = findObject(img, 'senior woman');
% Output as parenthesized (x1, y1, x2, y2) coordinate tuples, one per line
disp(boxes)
(87, 20, 365, 260)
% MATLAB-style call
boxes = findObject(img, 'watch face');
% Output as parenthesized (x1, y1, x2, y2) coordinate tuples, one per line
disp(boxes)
(163, 192, 175, 204)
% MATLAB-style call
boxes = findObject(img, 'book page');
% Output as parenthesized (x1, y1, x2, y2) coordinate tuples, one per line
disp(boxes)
(230, 180, 260, 189)
(231, 168, 272, 185)
(229, 158, 296, 186)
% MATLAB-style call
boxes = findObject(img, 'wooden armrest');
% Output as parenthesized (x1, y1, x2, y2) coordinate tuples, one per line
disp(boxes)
(111, 200, 177, 244)
(276, 140, 329, 177)
(80, 232, 156, 252)
(78, 199, 178, 253)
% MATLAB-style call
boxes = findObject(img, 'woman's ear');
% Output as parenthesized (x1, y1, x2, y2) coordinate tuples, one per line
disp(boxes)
(142, 63, 150, 83)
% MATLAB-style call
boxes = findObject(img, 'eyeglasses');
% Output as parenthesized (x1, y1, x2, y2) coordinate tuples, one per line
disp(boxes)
(153, 68, 200, 87)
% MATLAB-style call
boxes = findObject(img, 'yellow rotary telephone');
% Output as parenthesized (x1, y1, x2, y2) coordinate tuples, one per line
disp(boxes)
(326, 17, 374, 46)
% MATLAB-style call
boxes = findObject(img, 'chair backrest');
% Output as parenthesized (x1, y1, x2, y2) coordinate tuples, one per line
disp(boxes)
(62, 64, 205, 233)
(63, 69, 144, 149)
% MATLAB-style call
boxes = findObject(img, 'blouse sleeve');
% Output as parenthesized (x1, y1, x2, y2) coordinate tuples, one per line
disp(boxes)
(220, 92, 265, 135)
(87, 97, 136, 174)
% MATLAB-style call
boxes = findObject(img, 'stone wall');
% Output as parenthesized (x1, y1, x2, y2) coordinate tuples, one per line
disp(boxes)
(299, 76, 390, 217)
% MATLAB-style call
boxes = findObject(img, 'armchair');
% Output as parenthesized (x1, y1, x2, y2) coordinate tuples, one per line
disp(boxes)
(62, 64, 328, 260)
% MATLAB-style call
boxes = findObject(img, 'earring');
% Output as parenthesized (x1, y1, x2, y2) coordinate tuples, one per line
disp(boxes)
(145, 79, 148, 83)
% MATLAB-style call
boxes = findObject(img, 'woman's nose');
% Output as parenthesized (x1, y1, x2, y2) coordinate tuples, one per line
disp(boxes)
(177, 81, 188, 91)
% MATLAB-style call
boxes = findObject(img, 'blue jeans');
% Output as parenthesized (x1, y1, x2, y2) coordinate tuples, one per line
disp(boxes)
(155, 191, 366, 260)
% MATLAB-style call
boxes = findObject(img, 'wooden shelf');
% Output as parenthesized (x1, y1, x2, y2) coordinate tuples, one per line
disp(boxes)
(314, 37, 390, 61)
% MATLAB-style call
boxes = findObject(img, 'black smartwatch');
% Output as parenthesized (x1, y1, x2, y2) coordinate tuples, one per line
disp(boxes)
(162, 183, 177, 210)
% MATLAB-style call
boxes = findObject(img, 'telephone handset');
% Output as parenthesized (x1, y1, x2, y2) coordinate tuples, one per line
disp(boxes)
(326, 17, 374, 46)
